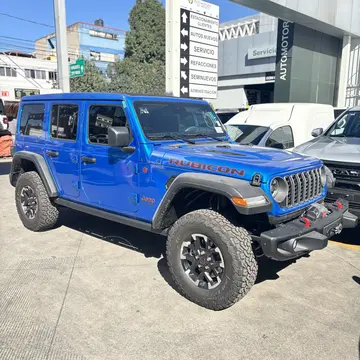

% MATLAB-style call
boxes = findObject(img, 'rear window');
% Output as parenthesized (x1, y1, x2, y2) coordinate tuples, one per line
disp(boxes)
(19, 103, 45, 136)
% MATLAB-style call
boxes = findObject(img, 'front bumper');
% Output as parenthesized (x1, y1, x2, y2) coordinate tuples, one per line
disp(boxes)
(256, 199, 358, 261)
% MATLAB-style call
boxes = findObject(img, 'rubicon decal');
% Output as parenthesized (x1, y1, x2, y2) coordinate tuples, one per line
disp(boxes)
(168, 159, 245, 176)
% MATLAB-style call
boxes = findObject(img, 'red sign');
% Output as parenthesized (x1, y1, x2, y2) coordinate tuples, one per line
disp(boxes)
(1, 91, 9, 97)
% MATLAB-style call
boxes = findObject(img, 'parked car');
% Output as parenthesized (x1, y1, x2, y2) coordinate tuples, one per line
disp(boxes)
(294, 107, 360, 218)
(9, 93, 357, 310)
(225, 103, 334, 150)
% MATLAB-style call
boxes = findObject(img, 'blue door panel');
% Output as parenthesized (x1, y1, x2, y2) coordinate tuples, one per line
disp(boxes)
(79, 100, 139, 213)
(44, 101, 82, 199)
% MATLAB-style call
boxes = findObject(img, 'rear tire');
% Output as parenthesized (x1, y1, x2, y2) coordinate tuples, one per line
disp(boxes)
(15, 171, 59, 232)
(166, 209, 258, 310)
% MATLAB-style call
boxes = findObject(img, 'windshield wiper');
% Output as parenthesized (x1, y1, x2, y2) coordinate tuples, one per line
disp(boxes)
(187, 133, 224, 142)
(148, 134, 196, 144)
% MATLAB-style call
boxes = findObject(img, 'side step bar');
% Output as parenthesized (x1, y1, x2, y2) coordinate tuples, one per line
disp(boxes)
(54, 198, 168, 236)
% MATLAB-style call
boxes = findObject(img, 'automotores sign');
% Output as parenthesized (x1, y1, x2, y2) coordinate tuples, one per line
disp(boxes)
(248, 46, 276, 60)
(274, 19, 294, 102)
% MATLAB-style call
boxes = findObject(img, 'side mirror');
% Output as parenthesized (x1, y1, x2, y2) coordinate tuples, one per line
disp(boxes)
(311, 128, 323, 137)
(108, 126, 131, 147)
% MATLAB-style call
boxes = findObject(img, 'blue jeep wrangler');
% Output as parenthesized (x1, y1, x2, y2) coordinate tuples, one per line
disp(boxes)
(9, 93, 357, 310)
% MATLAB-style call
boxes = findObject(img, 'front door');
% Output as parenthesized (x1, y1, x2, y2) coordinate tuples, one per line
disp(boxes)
(79, 101, 139, 213)
(45, 101, 81, 199)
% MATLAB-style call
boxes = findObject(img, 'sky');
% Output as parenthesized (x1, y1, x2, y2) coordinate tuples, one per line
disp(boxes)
(0, 0, 257, 53)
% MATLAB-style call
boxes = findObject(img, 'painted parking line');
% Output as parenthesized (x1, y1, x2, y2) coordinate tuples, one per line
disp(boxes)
(329, 240, 360, 251)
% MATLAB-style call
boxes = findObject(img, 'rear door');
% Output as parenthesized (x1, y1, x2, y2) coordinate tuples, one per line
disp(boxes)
(45, 101, 81, 199)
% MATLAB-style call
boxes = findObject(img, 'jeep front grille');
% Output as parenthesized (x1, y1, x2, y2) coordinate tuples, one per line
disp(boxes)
(281, 168, 323, 208)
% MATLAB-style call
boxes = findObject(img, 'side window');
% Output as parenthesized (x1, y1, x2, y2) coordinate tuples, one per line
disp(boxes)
(51, 104, 78, 140)
(266, 126, 294, 149)
(88, 105, 127, 145)
(19, 103, 45, 136)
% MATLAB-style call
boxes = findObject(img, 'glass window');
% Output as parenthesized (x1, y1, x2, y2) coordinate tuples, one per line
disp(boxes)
(19, 103, 45, 137)
(51, 104, 79, 141)
(326, 111, 360, 138)
(88, 105, 127, 145)
(0, 67, 5, 76)
(265, 126, 294, 149)
(133, 101, 226, 140)
(226, 124, 269, 145)
(49, 71, 57, 81)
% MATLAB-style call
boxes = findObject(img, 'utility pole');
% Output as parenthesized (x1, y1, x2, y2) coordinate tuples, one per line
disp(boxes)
(53, 0, 70, 92)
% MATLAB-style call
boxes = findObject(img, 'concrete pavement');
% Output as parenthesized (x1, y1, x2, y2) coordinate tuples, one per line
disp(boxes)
(0, 160, 359, 360)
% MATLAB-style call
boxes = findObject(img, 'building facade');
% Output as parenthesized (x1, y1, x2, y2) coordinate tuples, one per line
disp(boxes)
(35, 20, 126, 74)
(0, 53, 61, 105)
(225, 0, 360, 108)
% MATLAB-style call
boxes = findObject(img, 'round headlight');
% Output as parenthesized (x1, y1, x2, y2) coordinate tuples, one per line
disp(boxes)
(321, 166, 327, 187)
(270, 177, 288, 203)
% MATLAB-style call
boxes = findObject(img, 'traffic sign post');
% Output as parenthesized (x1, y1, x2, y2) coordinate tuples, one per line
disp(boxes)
(165, 0, 219, 99)
(69, 59, 85, 79)
(179, 0, 219, 99)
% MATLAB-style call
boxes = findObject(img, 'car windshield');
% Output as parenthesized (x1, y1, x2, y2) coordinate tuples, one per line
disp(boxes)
(133, 101, 227, 141)
(225, 124, 269, 145)
(325, 110, 360, 138)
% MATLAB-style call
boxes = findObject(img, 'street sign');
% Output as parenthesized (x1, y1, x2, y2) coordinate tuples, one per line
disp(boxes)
(69, 59, 85, 79)
(179, 0, 219, 99)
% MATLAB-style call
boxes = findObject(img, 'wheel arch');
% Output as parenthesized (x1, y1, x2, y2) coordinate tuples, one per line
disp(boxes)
(10, 151, 58, 198)
(152, 172, 271, 230)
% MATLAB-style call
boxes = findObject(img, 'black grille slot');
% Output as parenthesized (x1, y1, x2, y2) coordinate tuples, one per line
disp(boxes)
(282, 168, 322, 208)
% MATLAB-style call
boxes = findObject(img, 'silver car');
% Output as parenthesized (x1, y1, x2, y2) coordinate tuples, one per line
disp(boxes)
(294, 107, 360, 217)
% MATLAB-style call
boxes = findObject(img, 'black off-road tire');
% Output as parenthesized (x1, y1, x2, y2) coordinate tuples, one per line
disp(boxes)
(166, 209, 258, 310)
(15, 171, 59, 232)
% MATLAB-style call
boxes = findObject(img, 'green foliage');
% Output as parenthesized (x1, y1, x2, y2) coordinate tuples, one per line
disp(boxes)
(70, 61, 107, 93)
(125, 0, 165, 64)
(70, 0, 166, 95)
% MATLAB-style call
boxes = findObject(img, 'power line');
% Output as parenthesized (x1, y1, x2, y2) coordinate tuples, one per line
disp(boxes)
(0, 12, 126, 38)
(0, 12, 54, 28)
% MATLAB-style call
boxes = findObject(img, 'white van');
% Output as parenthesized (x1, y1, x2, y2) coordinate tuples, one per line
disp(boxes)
(225, 103, 334, 150)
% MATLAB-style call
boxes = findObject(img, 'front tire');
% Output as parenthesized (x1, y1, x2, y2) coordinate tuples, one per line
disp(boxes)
(15, 171, 59, 232)
(166, 209, 258, 310)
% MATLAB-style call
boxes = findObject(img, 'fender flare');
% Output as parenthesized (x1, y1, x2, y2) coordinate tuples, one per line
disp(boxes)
(9, 151, 58, 198)
(152, 172, 272, 230)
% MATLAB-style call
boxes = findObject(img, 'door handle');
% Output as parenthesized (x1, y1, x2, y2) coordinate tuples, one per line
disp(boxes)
(46, 150, 59, 158)
(81, 156, 96, 164)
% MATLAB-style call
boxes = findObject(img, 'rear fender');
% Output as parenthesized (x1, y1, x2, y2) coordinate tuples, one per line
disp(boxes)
(10, 151, 58, 197)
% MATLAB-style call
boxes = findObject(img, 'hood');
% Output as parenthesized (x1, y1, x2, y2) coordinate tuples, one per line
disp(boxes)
(294, 136, 360, 163)
(151, 142, 321, 183)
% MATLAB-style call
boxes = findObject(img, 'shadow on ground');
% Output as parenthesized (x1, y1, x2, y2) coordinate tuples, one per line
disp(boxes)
(331, 227, 360, 247)
(0, 160, 11, 176)
(353, 276, 360, 285)
(58, 209, 294, 293)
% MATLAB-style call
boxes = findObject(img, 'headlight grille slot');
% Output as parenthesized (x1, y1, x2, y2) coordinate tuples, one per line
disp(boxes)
(281, 168, 323, 208)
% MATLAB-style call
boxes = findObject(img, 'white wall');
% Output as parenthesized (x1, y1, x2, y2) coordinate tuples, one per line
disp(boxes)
(0, 55, 60, 102)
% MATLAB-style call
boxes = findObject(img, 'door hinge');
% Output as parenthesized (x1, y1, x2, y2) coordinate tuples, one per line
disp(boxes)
(128, 193, 139, 205)
(73, 181, 81, 190)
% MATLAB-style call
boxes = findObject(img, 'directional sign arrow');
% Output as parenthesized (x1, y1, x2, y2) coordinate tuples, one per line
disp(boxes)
(181, 86, 188, 94)
(180, 43, 188, 51)
(181, 28, 188, 37)
(180, 57, 188, 65)
(181, 71, 187, 80)
(181, 12, 188, 24)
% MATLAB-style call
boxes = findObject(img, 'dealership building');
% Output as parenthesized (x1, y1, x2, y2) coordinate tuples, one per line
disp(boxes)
(214, 0, 360, 110)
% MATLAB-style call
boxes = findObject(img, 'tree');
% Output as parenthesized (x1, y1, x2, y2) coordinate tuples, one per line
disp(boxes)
(70, 61, 107, 92)
(125, 0, 165, 63)
(108, 0, 166, 95)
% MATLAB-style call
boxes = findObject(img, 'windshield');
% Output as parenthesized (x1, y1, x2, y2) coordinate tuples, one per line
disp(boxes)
(133, 101, 227, 141)
(325, 110, 360, 138)
(225, 124, 269, 145)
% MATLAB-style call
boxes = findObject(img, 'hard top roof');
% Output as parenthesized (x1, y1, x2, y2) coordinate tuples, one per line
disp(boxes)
(21, 92, 207, 104)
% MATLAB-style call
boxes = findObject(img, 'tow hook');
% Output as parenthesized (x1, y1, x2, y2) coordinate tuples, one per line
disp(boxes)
(331, 223, 343, 236)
